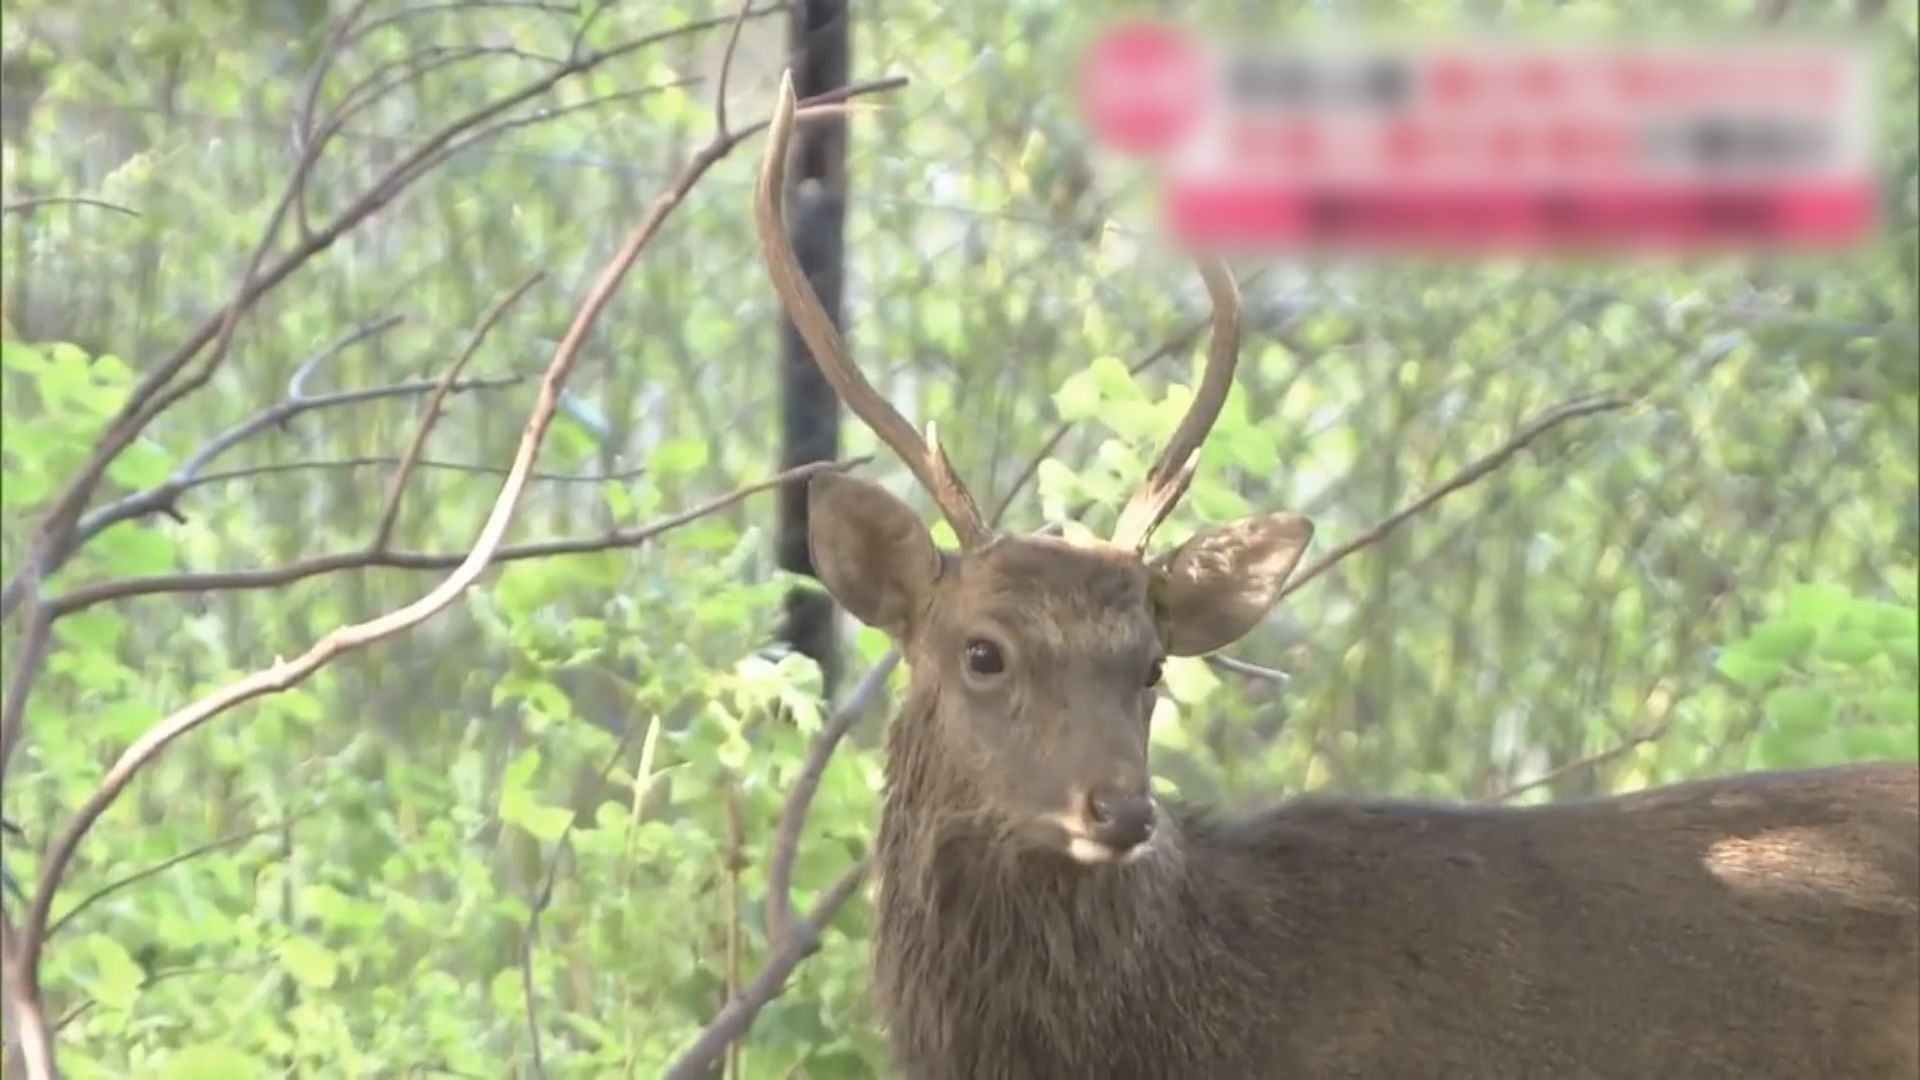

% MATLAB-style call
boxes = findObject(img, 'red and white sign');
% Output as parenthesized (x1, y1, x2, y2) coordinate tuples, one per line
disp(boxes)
(1077, 26, 1877, 253)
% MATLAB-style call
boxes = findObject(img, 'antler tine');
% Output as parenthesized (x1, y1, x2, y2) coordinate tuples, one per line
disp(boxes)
(754, 71, 993, 549)
(1110, 252, 1243, 553)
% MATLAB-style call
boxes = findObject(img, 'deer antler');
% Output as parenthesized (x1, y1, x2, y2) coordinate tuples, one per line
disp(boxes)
(1109, 253, 1242, 553)
(754, 70, 993, 549)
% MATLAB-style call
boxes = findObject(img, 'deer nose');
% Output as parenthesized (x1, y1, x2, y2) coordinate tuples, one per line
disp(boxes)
(1086, 787, 1156, 852)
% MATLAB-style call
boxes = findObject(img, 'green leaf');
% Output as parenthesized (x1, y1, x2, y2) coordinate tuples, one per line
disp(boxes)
(1743, 619, 1815, 664)
(1716, 645, 1781, 687)
(502, 746, 542, 791)
(1858, 601, 1918, 642)
(499, 747, 576, 841)
(1226, 425, 1282, 476)
(81, 933, 144, 1012)
(1161, 656, 1220, 706)
(1817, 629, 1881, 667)
(1864, 689, 1920, 730)
(1840, 724, 1915, 761)
(156, 1044, 267, 1080)
(53, 607, 128, 652)
(602, 479, 633, 522)
(490, 967, 523, 1014)
(1, 341, 47, 374)
(1764, 685, 1835, 735)
(1785, 583, 1851, 627)
(301, 884, 385, 932)
(1086, 355, 1142, 402)
(277, 935, 340, 989)
(86, 522, 177, 577)
(105, 439, 172, 489)
(650, 436, 710, 477)
(275, 689, 324, 726)
(1053, 370, 1099, 420)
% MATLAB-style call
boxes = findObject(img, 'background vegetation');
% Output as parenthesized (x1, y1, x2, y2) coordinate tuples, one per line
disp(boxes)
(1, 0, 1914, 1076)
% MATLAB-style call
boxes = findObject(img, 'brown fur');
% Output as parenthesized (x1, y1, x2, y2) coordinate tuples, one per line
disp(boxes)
(807, 475, 1920, 1079)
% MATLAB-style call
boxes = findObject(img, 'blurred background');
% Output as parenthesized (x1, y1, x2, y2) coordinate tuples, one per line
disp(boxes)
(1, 0, 1914, 1075)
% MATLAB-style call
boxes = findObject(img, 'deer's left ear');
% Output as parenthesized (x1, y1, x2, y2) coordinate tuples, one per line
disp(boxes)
(1153, 513, 1313, 656)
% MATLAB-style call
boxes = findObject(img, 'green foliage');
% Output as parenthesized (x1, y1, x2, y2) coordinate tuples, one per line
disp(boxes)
(1, 0, 1915, 1075)
(1715, 584, 1919, 767)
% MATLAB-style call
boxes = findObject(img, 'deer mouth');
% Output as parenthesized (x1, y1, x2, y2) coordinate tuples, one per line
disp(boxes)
(1042, 810, 1159, 867)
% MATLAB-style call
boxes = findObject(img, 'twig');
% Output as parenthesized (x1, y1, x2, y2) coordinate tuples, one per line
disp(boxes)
(713, 0, 756, 137)
(0, 6, 783, 627)
(764, 649, 898, 947)
(287, 0, 370, 238)
(723, 779, 745, 1080)
(1205, 654, 1290, 684)
(1486, 723, 1671, 803)
(520, 721, 639, 1079)
(0, 909, 52, 1079)
(51, 960, 275, 1035)
(192, 457, 647, 487)
(662, 858, 869, 1080)
(288, 314, 406, 400)
(373, 272, 545, 550)
(1278, 393, 1632, 601)
(0, 607, 53, 781)
(45, 818, 297, 942)
(47, 458, 868, 616)
(350, 0, 583, 46)
(4, 72, 912, 1077)
(0, 197, 140, 218)
(73, 366, 518, 547)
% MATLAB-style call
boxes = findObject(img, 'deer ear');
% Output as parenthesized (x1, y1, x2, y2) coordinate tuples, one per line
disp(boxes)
(808, 472, 940, 638)
(1154, 513, 1313, 656)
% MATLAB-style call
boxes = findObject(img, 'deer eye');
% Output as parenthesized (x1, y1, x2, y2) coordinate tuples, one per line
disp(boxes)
(1145, 659, 1164, 688)
(963, 639, 1006, 677)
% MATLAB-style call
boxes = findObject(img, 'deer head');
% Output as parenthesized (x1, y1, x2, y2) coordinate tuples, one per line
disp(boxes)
(755, 73, 1313, 866)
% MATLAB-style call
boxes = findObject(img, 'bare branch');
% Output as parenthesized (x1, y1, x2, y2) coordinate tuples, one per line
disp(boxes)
(48, 457, 867, 616)
(380, 78, 704, 197)
(0, 5, 795, 629)
(1278, 393, 1633, 601)
(663, 858, 869, 1080)
(73, 361, 519, 549)
(288, 314, 406, 400)
(350, 0, 583, 45)
(1485, 723, 1671, 804)
(0, 608, 53, 782)
(0, 197, 140, 218)
(0, 908, 53, 1078)
(289, 0, 371, 237)
(1205, 654, 1291, 685)
(765, 648, 899, 947)
(7, 75, 912, 1072)
(46, 818, 297, 942)
(373, 272, 546, 551)
(713, 0, 756, 136)
(192, 457, 646, 487)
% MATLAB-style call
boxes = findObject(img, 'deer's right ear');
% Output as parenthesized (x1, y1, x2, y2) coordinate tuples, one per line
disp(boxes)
(807, 472, 940, 637)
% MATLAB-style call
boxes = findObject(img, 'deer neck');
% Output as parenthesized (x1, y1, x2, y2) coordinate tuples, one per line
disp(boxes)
(869, 688, 1194, 1071)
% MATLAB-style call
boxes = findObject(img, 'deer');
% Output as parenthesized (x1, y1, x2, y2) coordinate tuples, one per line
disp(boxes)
(751, 73, 1920, 1080)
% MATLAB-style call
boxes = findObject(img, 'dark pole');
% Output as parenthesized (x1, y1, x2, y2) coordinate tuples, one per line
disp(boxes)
(776, 0, 849, 695)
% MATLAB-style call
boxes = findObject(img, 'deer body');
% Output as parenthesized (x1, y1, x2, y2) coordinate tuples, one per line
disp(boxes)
(748, 72, 1920, 1080)
(875, 741, 1918, 1079)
